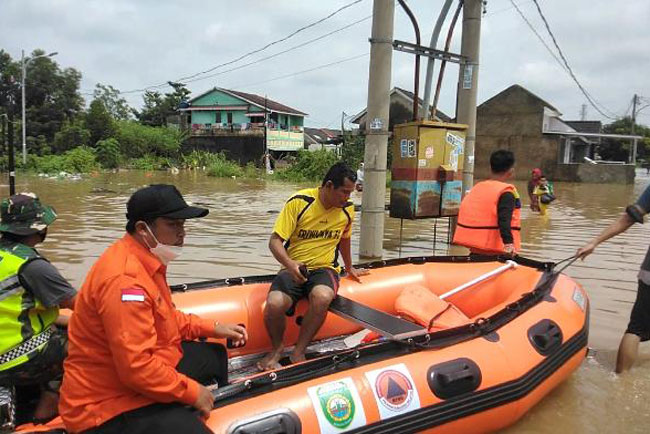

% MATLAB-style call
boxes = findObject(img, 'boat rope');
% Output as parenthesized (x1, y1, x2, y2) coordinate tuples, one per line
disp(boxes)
(553, 255, 579, 274)
(170, 254, 554, 292)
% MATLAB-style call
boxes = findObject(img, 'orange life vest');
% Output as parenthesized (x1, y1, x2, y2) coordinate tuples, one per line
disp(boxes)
(453, 180, 521, 253)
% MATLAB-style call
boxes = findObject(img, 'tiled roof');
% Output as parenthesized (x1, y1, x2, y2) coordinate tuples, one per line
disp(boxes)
(188, 87, 307, 116)
(350, 87, 452, 124)
(564, 120, 602, 134)
(304, 127, 342, 144)
(223, 89, 307, 116)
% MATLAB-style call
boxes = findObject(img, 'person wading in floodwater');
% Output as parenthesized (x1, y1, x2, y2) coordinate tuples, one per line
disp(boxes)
(578, 182, 650, 373)
(453, 150, 522, 256)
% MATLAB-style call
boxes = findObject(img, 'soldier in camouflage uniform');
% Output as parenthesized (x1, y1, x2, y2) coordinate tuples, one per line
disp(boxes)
(0, 193, 77, 424)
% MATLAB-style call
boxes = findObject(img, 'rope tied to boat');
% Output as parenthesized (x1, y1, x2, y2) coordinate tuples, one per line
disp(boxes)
(553, 255, 579, 274)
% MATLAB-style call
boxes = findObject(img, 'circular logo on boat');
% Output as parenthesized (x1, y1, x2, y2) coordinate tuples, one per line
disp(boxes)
(375, 370, 414, 411)
(317, 381, 355, 428)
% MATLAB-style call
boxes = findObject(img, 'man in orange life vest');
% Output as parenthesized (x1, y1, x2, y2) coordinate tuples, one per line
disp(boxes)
(453, 150, 521, 255)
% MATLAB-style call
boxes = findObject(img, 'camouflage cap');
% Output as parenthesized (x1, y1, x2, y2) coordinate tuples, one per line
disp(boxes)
(0, 193, 57, 236)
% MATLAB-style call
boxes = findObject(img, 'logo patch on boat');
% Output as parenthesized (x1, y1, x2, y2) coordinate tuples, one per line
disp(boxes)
(365, 363, 421, 420)
(308, 378, 366, 433)
(572, 286, 586, 311)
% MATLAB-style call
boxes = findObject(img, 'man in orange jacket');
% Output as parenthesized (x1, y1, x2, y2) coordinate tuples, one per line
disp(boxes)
(60, 184, 247, 433)
(453, 150, 521, 255)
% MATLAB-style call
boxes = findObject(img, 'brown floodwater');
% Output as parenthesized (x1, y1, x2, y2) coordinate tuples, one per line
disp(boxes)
(3, 169, 650, 432)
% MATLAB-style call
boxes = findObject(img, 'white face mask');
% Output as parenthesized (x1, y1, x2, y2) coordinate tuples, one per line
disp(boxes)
(144, 224, 183, 265)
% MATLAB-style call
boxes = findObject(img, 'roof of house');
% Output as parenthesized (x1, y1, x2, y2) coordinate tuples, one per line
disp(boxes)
(304, 127, 342, 145)
(350, 86, 451, 124)
(478, 84, 560, 114)
(564, 120, 603, 134)
(188, 87, 307, 116)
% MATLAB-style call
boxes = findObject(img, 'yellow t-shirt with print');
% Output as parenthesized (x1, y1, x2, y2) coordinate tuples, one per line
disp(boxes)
(273, 187, 354, 271)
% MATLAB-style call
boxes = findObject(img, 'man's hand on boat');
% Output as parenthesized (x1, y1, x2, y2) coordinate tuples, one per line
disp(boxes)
(347, 266, 369, 282)
(504, 244, 515, 256)
(215, 323, 248, 347)
(194, 384, 215, 418)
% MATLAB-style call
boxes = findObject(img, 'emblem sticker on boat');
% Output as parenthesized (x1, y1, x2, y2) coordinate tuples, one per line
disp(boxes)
(308, 377, 366, 433)
(572, 286, 586, 311)
(364, 363, 421, 420)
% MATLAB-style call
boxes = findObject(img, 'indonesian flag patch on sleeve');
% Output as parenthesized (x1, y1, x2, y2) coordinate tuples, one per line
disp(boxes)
(121, 288, 146, 302)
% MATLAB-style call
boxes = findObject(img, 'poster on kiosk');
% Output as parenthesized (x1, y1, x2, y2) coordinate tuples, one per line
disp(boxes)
(390, 121, 468, 219)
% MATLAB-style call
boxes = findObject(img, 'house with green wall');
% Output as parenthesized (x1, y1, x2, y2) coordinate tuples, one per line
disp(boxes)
(182, 87, 307, 152)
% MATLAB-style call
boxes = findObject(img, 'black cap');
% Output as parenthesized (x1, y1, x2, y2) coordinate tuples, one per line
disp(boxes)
(126, 184, 208, 222)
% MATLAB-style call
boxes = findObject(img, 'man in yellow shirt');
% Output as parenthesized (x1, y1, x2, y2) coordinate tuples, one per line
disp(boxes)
(258, 163, 366, 371)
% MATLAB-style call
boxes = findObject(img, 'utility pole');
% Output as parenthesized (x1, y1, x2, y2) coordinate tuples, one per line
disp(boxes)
(1, 113, 5, 157)
(359, 0, 394, 260)
(457, 0, 482, 197)
(631, 94, 638, 136)
(580, 104, 587, 121)
(631, 94, 638, 164)
(8, 109, 16, 195)
(341, 111, 346, 150)
(21, 49, 26, 165)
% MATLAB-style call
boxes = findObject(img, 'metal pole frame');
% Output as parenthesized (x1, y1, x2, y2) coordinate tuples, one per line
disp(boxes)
(21, 50, 26, 165)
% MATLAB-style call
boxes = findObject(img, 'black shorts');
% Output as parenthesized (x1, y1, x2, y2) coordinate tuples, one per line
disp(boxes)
(270, 268, 340, 315)
(626, 280, 650, 341)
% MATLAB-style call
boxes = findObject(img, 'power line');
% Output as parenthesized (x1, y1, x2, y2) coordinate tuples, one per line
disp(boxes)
(508, 0, 567, 73)
(487, 0, 538, 17)
(529, 0, 617, 119)
(180, 15, 372, 86)
(233, 52, 369, 89)
(115, 0, 366, 95)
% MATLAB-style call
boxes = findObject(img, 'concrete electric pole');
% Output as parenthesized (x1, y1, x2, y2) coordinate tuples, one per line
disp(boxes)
(456, 0, 482, 196)
(359, 0, 394, 260)
(631, 94, 638, 164)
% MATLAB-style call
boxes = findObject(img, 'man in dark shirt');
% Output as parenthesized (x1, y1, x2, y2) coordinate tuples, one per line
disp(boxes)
(578, 183, 650, 373)
(0, 193, 76, 423)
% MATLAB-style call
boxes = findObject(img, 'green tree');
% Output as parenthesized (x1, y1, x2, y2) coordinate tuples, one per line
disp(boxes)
(137, 90, 166, 127)
(136, 82, 191, 127)
(340, 134, 365, 170)
(21, 49, 84, 142)
(600, 117, 650, 162)
(86, 99, 116, 145)
(0, 50, 21, 156)
(93, 83, 132, 120)
(114, 120, 182, 158)
(52, 118, 91, 153)
(95, 138, 121, 168)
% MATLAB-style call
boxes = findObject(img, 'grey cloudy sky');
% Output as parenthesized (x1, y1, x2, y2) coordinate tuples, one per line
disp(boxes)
(1, 0, 648, 128)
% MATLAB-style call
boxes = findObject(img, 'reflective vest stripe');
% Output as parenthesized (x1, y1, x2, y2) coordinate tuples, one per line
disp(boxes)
(0, 275, 20, 292)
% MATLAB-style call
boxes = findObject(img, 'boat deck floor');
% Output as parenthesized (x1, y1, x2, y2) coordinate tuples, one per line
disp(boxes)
(227, 336, 351, 382)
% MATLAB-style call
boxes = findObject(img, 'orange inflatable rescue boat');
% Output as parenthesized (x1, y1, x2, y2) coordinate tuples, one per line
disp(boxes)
(15, 255, 588, 433)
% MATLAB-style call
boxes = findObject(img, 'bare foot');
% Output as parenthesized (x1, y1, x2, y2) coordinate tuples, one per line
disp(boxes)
(257, 350, 283, 371)
(289, 351, 306, 364)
